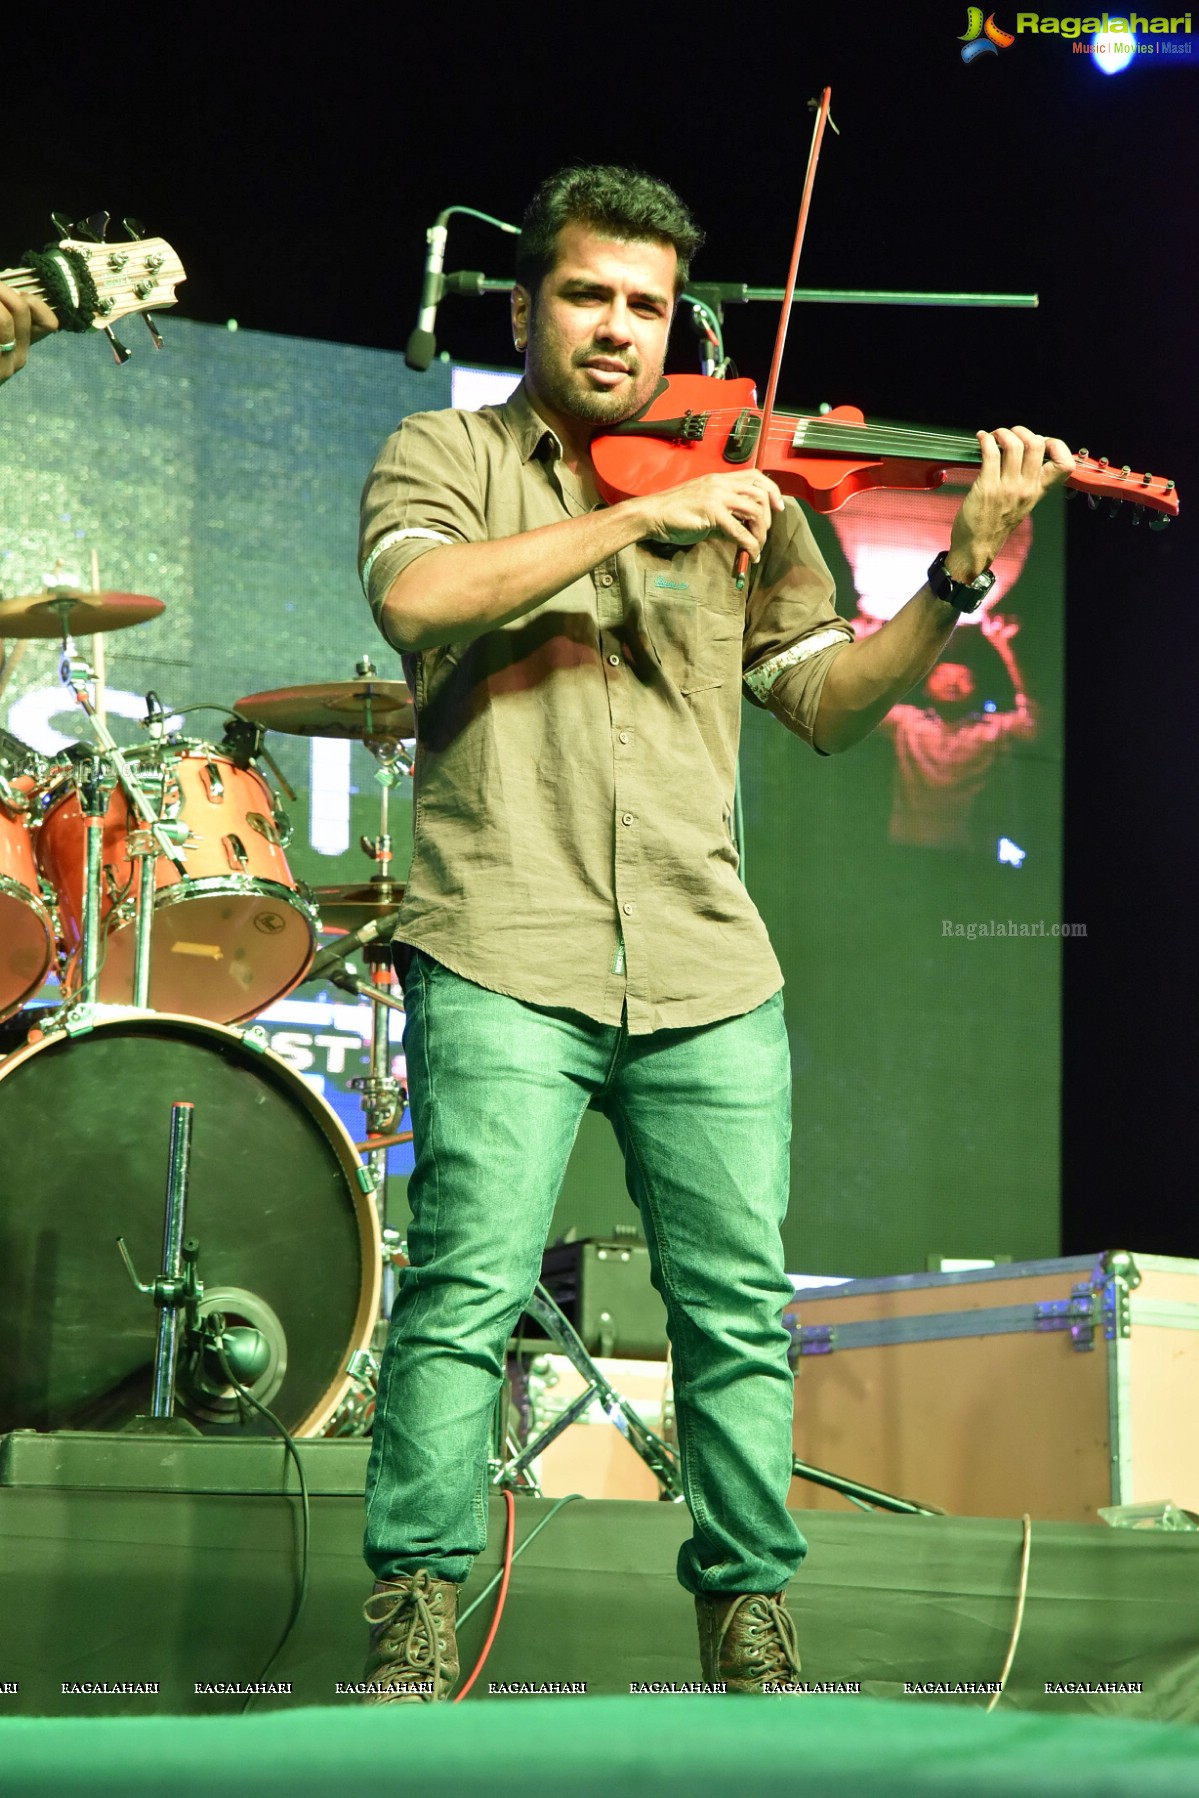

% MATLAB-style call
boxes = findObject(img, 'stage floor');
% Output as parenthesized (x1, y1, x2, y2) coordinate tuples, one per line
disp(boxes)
(2, 1695, 1199, 1798)
(1, 1433, 1196, 1731)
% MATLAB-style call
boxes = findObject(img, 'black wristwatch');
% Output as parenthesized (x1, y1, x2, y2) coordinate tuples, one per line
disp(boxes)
(926, 550, 996, 613)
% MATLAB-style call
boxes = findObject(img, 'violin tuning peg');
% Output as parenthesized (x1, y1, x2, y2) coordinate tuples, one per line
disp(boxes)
(103, 325, 131, 365)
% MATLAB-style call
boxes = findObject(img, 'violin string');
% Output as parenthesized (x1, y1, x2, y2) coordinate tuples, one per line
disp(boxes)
(649, 407, 985, 460)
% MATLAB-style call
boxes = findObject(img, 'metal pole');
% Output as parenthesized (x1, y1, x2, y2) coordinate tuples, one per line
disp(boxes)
(131, 836, 157, 1009)
(466, 276, 1040, 310)
(149, 1102, 195, 1418)
(78, 761, 107, 1008)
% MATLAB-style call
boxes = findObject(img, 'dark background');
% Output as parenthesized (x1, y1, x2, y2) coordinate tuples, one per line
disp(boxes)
(7, 5, 1195, 1256)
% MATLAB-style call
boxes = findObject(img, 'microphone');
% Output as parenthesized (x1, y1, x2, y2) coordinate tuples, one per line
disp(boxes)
(405, 212, 450, 371)
(307, 907, 404, 984)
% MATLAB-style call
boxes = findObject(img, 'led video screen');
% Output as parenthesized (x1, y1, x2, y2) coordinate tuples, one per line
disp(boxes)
(1, 321, 1063, 1273)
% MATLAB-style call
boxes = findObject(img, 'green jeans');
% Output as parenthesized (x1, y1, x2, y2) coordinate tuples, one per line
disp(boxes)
(364, 949, 807, 1594)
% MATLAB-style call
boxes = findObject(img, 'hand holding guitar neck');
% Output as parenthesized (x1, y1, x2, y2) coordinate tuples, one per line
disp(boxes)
(0, 280, 57, 383)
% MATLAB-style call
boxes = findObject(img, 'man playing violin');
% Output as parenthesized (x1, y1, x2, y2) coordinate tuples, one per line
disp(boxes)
(358, 163, 1072, 1701)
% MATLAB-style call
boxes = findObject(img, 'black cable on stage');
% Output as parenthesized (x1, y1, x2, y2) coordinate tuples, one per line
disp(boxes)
(210, 1333, 312, 1711)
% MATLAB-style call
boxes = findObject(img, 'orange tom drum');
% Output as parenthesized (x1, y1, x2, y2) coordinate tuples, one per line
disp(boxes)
(36, 740, 318, 1023)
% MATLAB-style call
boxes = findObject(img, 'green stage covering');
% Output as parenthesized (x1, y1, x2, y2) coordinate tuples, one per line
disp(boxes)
(1, 1444, 1196, 1726)
(1, 1696, 1198, 1798)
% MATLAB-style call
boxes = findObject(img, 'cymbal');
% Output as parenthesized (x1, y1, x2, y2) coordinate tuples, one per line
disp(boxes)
(0, 589, 166, 638)
(313, 880, 405, 931)
(235, 680, 415, 740)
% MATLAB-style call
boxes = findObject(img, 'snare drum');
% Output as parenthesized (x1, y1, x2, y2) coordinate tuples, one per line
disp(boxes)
(0, 789, 55, 1020)
(37, 740, 318, 1023)
(0, 1012, 380, 1436)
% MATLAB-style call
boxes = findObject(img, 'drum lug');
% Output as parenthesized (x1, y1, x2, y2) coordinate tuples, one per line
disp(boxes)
(202, 762, 225, 802)
(240, 1024, 270, 1053)
(356, 1165, 378, 1195)
(222, 833, 250, 872)
(245, 810, 283, 848)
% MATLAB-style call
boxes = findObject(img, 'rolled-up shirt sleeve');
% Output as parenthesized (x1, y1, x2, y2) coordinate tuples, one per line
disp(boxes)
(359, 409, 488, 625)
(742, 497, 854, 747)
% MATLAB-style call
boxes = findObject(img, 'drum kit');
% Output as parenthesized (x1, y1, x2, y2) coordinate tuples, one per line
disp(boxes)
(0, 582, 416, 1440)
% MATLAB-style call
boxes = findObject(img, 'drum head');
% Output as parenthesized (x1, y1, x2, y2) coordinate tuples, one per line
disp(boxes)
(0, 1015, 379, 1435)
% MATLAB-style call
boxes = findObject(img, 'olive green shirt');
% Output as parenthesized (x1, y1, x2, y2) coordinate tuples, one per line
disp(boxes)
(359, 383, 852, 1034)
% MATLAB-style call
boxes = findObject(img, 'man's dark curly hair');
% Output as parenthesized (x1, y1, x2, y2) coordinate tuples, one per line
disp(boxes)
(515, 165, 704, 299)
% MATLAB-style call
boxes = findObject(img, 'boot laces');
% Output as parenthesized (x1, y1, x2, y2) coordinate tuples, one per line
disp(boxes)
(363, 1570, 446, 1687)
(718, 1593, 801, 1683)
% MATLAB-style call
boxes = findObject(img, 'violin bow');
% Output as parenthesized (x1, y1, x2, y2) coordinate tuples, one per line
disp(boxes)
(735, 85, 835, 591)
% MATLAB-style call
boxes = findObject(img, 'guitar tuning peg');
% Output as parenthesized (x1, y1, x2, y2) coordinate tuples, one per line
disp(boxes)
(1085, 494, 1099, 511)
(50, 211, 74, 239)
(79, 211, 112, 243)
(142, 314, 164, 349)
(1149, 516, 1171, 532)
(1131, 505, 1144, 525)
(1106, 501, 1121, 519)
(121, 217, 146, 241)
(103, 325, 131, 365)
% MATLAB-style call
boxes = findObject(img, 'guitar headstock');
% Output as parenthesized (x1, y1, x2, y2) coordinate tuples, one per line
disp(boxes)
(43, 212, 186, 360)
(1068, 452, 1179, 528)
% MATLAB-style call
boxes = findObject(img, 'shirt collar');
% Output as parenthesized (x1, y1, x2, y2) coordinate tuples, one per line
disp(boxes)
(499, 381, 563, 464)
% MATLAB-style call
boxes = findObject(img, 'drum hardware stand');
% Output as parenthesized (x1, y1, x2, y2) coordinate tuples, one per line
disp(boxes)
(492, 1283, 683, 1501)
(117, 1098, 276, 1433)
(349, 936, 407, 1328)
(115, 1101, 204, 1435)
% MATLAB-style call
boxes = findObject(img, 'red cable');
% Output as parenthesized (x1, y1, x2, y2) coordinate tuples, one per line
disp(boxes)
(453, 1488, 516, 1703)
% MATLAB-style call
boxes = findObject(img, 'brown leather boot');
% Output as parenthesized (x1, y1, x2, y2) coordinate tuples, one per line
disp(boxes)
(695, 1589, 802, 1694)
(361, 1570, 461, 1703)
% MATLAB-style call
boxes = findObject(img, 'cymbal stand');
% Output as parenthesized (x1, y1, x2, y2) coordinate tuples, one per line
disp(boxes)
(55, 606, 187, 1011)
(349, 729, 413, 1326)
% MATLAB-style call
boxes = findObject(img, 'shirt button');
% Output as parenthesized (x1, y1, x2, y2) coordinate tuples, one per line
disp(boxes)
(622, 901, 635, 916)
(608, 653, 620, 666)
(618, 730, 630, 744)
(622, 813, 634, 826)
(599, 573, 614, 588)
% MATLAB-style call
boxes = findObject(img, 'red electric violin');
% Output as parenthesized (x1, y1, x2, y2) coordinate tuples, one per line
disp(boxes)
(591, 374, 1180, 525)
(592, 88, 1179, 544)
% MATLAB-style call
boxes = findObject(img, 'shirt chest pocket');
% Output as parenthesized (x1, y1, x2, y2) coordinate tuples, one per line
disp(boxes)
(641, 572, 743, 697)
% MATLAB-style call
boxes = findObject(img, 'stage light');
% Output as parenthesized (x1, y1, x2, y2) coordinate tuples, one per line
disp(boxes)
(1092, 25, 1138, 73)
(998, 837, 1027, 867)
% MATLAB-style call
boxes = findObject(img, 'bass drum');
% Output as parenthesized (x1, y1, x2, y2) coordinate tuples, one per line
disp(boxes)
(0, 1013, 380, 1436)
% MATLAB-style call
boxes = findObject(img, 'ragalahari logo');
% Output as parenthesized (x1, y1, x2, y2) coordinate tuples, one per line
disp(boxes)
(960, 8, 1017, 56)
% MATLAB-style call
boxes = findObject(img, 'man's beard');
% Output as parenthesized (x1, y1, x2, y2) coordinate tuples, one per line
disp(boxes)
(526, 334, 657, 427)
